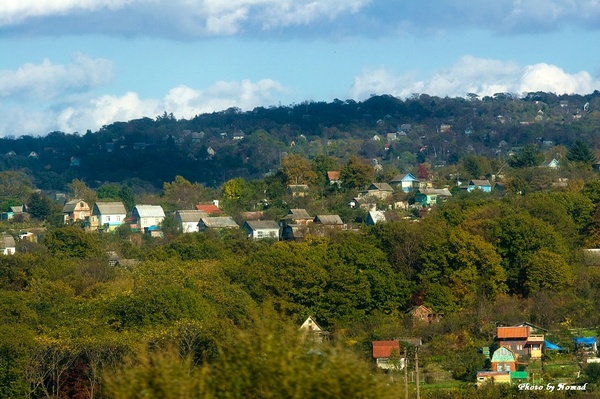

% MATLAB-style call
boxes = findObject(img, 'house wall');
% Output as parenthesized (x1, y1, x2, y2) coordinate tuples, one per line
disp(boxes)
(181, 221, 199, 233)
(139, 216, 164, 230)
(99, 214, 125, 230)
(499, 340, 528, 357)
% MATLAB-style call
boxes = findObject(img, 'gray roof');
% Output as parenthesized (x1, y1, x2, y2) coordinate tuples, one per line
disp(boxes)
(133, 205, 165, 218)
(244, 220, 280, 231)
(1, 233, 15, 248)
(469, 179, 491, 186)
(282, 209, 312, 220)
(93, 202, 126, 215)
(176, 210, 208, 223)
(62, 199, 87, 213)
(418, 188, 452, 196)
(369, 182, 394, 191)
(199, 216, 239, 229)
(314, 215, 344, 225)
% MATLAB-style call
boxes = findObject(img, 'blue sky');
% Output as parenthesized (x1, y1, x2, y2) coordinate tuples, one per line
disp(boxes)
(1, 0, 599, 136)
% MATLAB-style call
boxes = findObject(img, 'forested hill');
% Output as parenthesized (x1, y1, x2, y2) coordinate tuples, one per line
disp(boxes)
(1, 91, 599, 190)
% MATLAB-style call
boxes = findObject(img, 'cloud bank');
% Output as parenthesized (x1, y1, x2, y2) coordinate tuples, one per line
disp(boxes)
(349, 56, 600, 100)
(2, 0, 599, 38)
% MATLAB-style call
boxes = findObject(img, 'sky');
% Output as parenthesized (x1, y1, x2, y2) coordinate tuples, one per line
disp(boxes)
(1, 0, 600, 136)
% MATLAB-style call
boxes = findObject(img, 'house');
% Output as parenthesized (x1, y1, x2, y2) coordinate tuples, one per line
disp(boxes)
(496, 325, 544, 359)
(467, 179, 492, 193)
(407, 305, 443, 323)
(132, 205, 165, 230)
(198, 216, 239, 231)
(326, 171, 341, 186)
(389, 173, 418, 192)
(476, 371, 511, 386)
(299, 316, 328, 342)
(242, 220, 280, 240)
(92, 202, 127, 231)
(196, 203, 223, 215)
(359, 183, 394, 200)
(287, 184, 310, 198)
(313, 215, 344, 228)
(574, 337, 597, 355)
(0, 233, 16, 255)
(280, 209, 313, 227)
(491, 346, 517, 372)
(62, 199, 91, 223)
(366, 210, 386, 226)
(175, 210, 207, 233)
(541, 158, 560, 169)
(372, 341, 404, 370)
(414, 188, 452, 207)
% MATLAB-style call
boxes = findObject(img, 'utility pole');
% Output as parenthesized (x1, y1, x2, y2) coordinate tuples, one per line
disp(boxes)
(404, 348, 408, 399)
(415, 347, 420, 399)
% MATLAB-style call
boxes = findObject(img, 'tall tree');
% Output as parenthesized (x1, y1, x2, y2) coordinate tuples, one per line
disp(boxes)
(340, 156, 373, 190)
(567, 140, 596, 165)
(281, 154, 317, 186)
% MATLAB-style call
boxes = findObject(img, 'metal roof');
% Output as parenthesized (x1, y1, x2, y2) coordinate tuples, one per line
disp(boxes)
(372, 341, 400, 358)
(93, 202, 126, 215)
(133, 205, 165, 218)
(314, 214, 343, 225)
(244, 220, 280, 230)
(176, 210, 207, 223)
(199, 217, 238, 229)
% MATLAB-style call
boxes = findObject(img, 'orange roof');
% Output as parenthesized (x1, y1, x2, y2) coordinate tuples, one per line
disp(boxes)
(195, 204, 223, 214)
(327, 171, 340, 181)
(372, 340, 400, 358)
(497, 326, 529, 339)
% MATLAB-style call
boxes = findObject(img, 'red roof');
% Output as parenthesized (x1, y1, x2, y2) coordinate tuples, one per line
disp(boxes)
(372, 340, 400, 358)
(195, 204, 223, 214)
(326, 171, 340, 181)
(497, 326, 529, 339)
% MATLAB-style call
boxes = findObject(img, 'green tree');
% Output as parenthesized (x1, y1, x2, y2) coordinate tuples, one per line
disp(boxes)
(27, 192, 52, 220)
(44, 227, 103, 259)
(281, 154, 317, 186)
(567, 140, 596, 165)
(508, 145, 543, 168)
(162, 176, 206, 209)
(340, 156, 373, 190)
(67, 179, 97, 205)
(524, 250, 574, 296)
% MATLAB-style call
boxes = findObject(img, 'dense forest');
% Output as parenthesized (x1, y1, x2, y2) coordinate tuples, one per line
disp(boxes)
(1, 91, 600, 398)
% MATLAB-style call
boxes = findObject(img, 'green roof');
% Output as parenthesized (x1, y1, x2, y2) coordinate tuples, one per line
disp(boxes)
(510, 371, 528, 379)
(491, 346, 515, 363)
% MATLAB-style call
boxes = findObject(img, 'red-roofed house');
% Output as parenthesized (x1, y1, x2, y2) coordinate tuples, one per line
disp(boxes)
(496, 326, 544, 359)
(196, 204, 223, 215)
(326, 171, 341, 186)
(372, 340, 404, 370)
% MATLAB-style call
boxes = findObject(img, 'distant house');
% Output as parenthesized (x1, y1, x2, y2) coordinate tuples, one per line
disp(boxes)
(359, 183, 394, 200)
(326, 171, 341, 186)
(92, 202, 127, 231)
(299, 316, 328, 342)
(198, 216, 239, 231)
(313, 215, 344, 228)
(280, 209, 313, 227)
(242, 220, 280, 240)
(541, 158, 560, 169)
(389, 173, 418, 192)
(467, 179, 492, 193)
(407, 305, 443, 323)
(132, 205, 165, 230)
(287, 184, 310, 198)
(175, 210, 207, 233)
(414, 188, 452, 207)
(372, 341, 404, 370)
(366, 210, 386, 226)
(0, 233, 16, 255)
(196, 203, 223, 215)
(476, 371, 511, 386)
(496, 325, 544, 360)
(491, 346, 517, 372)
(62, 199, 91, 223)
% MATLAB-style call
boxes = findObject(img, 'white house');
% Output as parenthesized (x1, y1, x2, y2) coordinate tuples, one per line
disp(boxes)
(92, 202, 127, 231)
(1, 233, 16, 255)
(175, 210, 207, 233)
(132, 205, 165, 230)
(242, 220, 280, 240)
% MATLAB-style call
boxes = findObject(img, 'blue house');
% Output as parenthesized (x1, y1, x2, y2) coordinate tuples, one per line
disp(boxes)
(467, 179, 492, 193)
(389, 173, 418, 192)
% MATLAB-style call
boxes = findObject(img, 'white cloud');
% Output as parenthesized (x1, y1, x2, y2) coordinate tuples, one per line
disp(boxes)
(0, 78, 286, 135)
(0, 54, 113, 100)
(349, 56, 600, 100)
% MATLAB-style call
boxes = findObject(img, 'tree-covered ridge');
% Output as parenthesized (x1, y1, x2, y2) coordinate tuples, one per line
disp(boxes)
(0, 91, 599, 190)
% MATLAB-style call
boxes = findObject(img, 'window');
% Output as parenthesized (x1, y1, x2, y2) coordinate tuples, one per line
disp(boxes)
(116, 216, 121, 222)
(516, 344, 523, 351)
(106, 216, 111, 222)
